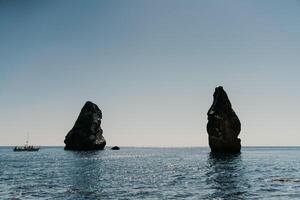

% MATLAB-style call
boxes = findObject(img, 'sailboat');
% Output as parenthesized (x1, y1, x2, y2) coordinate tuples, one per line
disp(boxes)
(13, 134, 40, 151)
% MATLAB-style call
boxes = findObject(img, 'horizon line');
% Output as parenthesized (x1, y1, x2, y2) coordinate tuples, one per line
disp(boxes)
(2, 145, 300, 148)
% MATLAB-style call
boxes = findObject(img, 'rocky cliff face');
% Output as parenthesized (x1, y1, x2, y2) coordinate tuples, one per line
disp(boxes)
(207, 86, 241, 153)
(64, 101, 106, 150)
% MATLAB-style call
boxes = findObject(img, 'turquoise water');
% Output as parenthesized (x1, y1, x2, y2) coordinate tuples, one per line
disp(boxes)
(1, 147, 300, 199)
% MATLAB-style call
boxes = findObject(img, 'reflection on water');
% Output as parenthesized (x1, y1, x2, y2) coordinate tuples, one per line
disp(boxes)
(67, 151, 107, 199)
(205, 152, 251, 199)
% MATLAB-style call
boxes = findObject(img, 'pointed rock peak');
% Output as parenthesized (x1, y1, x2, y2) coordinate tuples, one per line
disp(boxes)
(82, 101, 101, 112)
(211, 86, 232, 112)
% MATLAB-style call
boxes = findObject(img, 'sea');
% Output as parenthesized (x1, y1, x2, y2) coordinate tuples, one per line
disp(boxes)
(1, 147, 300, 200)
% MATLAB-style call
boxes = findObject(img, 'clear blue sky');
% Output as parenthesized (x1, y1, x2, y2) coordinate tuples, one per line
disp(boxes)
(1, 0, 300, 146)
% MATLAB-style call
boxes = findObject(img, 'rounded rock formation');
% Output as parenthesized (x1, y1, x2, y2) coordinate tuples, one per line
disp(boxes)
(207, 86, 241, 153)
(111, 146, 120, 150)
(64, 101, 106, 150)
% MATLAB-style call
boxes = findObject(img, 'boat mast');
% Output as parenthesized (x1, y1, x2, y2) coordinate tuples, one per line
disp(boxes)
(25, 132, 29, 147)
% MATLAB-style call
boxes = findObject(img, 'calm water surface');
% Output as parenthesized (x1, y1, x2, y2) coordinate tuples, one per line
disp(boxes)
(1, 147, 300, 199)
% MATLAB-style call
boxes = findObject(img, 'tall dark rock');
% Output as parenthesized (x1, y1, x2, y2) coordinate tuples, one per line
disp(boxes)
(64, 101, 106, 150)
(207, 86, 241, 153)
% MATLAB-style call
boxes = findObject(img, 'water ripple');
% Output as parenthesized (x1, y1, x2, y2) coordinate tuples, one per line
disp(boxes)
(1, 147, 300, 199)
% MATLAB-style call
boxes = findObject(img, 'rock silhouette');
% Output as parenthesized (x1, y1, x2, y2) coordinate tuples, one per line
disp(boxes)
(111, 146, 120, 150)
(64, 101, 106, 150)
(207, 86, 241, 153)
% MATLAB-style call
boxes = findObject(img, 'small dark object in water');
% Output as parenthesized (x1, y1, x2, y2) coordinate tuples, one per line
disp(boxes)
(207, 86, 241, 153)
(111, 146, 120, 150)
(272, 178, 300, 183)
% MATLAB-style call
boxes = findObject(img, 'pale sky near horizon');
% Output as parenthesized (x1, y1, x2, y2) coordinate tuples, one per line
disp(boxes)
(1, 0, 300, 147)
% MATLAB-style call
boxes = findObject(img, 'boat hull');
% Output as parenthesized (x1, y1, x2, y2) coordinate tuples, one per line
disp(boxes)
(13, 147, 40, 152)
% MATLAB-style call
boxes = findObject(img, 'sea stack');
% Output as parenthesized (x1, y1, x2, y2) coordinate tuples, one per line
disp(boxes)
(207, 86, 241, 153)
(64, 101, 106, 150)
